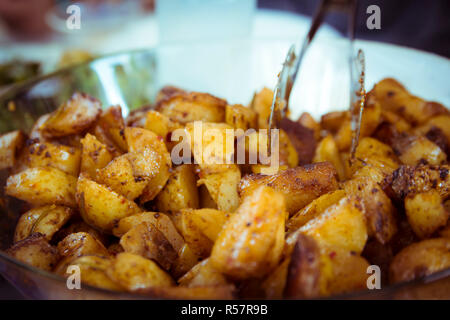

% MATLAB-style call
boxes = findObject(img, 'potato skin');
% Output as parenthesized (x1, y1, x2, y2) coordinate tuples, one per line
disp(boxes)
(7, 233, 59, 271)
(14, 205, 73, 242)
(76, 175, 142, 233)
(6, 167, 77, 207)
(120, 221, 178, 271)
(389, 238, 450, 284)
(239, 162, 339, 215)
(210, 186, 286, 280)
(41, 92, 101, 138)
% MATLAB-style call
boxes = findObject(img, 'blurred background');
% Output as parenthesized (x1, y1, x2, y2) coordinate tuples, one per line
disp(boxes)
(0, 0, 449, 299)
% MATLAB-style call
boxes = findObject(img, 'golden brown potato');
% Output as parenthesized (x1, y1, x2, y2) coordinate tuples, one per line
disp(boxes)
(397, 135, 446, 166)
(299, 196, 368, 254)
(80, 133, 114, 178)
(389, 238, 450, 284)
(172, 243, 202, 279)
(144, 110, 182, 151)
(124, 127, 172, 202)
(178, 258, 228, 288)
(334, 120, 352, 151)
(120, 221, 178, 271)
(405, 190, 449, 239)
(19, 141, 81, 176)
(278, 129, 299, 168)
(156, 164, 199, 213)
(156, 91, 226, 124)
(65, 255, 123, 291)
(97, 154, 148, 201)
(106, 252, 174, 291)
(198, 166, 241, 212)
(344, 176, 397, 244)
(7, 233, 59, 271)
(95, 105, 128, 152)
(389, 165, 450, 200)
(225, 104, 257, 130)
(360, 100, 382, 137)
(54, 220, 108, 246)
(173, 208, 228, 259)
(369, 78, 448, 126)
(250, 87, 273, 129)
(40, 92, 102, 138)
(210, 186, 285, 280)
(354, 137, 399, 172)
(6, 167, 77, 207)
(113, 212, 184, 254)
(287, 189, 346, 233)
(261, 257, 290, 299)
(320, 111, 350, 133)
(76, 175, 142, 233)
(0, 130, 25, 170)
(14, 205, 73, 242)
(284, 233, 324, 299)
(313, 135, 345, 180)
(239, 162, 339, 215)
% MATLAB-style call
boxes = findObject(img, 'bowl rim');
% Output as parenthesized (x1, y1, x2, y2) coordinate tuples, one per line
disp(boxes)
(0, 47, 449, 299)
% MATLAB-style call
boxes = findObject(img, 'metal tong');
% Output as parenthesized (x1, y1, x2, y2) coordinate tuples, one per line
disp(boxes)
(268, 0, 365, 160)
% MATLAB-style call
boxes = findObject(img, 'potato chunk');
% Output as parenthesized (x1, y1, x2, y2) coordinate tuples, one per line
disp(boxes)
(80, 133, 114, 178)
(178, 258, 228, 288)
(225, 104, 257, 130)
(389, 238, 450, 284)
(239, 162, 339, 215)
(405, 190, 448, 239)
(106, 252, 174, 291)
(210, 186, 286, 279)
(40, 92, 101, 138)
(156, 91, 226, 124)
(6, 167, 77, 207)
(313, 135, 345, 180)
(156, 164, 199, 213)
(299, 196, 368, 254)
(0, 130, 25, 170)
(120, 221, 178, 271)
(14, 205, 73, 242)
(76, 175, 142, 233)
(7, 234, 59, 271)
(20, 141, 81, 176)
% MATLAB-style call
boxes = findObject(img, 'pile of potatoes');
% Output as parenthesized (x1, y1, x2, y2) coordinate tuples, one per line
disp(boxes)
(0, 79, 449, 299)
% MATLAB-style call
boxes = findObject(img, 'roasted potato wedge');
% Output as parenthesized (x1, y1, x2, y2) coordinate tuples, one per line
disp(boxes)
(112, 212, 184, 254)
(210, 186, 285, 279)
(389, 238, 450, 284)
(173, 208, 228, 259)
(96, 105, 127, 152)
(313, 135, 345, 180)
(106, 252, 174, 291)
(80, 133, 114, 178)
(239, 162, 339, 215)
(144, 110, 182, 151)
(178, 258, 228, 287)
(6, 167, 77, 207)
(225, 104, 257, 130)
(156, 164, 199, 213)
(14, 205, 73, 242)
(250, 87, 273, 129)
(7, 233, 59, 271)
(120, 221, 178, 270)
(64, 255, 123, 291)
(20, 141, 81, 176)
(40, 92, 101, 138)
(405, 190, 449, 239)
(299, 196, 368, 254)
(76, 175, 142, 233)
(156, 91, 226, 124)
(0, 130, 25, 170)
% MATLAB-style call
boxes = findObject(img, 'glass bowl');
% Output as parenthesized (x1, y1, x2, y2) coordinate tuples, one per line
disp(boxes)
(0, 47, 449, 299)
